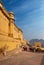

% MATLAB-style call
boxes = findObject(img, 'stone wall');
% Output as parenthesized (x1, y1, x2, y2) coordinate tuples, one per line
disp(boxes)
(0, 2, 24, 51)
(0, 10, 9, 36)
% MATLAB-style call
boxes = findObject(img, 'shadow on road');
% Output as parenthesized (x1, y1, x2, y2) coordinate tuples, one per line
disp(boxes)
(40, 55, 44, 65)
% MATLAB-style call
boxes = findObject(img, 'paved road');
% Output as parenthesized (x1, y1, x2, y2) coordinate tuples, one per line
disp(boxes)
(0, 51, 44, 65)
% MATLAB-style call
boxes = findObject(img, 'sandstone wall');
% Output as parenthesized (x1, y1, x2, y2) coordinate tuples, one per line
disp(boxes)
(0, 35, 21, 51)
(0, 10, 9, 36)
(0, 2, 23, 51)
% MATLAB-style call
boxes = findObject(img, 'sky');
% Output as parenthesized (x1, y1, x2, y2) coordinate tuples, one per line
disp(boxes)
(2, 0, 44, 40)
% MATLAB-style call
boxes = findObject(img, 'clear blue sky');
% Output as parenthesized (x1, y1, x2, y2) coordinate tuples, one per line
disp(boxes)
(2, 0, 44, 40)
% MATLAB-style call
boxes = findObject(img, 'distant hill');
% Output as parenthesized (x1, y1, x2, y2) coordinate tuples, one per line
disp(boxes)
(29, 39, 44, 46)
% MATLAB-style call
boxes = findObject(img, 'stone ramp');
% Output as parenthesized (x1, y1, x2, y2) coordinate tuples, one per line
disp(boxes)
(0, 48, 22, 61)
(0, 34, 21, 51)
(0, 51, 44, 65)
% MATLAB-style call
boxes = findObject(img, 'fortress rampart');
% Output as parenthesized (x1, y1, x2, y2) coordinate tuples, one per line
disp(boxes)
(0, 1, 26, 51)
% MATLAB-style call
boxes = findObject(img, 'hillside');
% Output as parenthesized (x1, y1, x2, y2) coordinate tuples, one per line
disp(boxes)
(30, 39, 44, 47)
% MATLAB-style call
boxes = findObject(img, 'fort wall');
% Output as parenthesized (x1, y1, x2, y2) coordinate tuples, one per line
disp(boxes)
(0, 2, 24, 51)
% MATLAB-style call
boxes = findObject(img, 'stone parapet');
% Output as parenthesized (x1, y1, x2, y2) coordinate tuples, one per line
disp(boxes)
(0, 2, 9, 19)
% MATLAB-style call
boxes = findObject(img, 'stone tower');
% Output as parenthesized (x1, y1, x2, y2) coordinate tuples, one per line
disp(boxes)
(9, 12, 15, 37)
